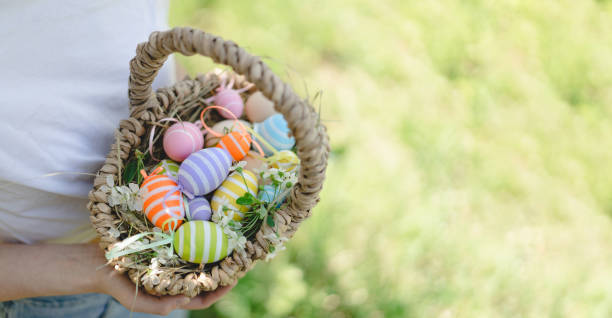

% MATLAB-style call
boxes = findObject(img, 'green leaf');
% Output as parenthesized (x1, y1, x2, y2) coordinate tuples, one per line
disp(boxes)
(123, 160, 138, 184)
(236, 167, 243, 173)
(269, 245, 276, 253)
(285, 181, 293, 187)
(236, 194, 255, 206)
(267, 214, 275, 227)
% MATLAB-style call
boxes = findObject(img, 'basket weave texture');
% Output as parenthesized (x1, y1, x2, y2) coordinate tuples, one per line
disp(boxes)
(86, 27, 330, 296)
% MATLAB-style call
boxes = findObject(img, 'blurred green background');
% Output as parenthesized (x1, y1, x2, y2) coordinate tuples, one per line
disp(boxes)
(170, 0, 612, 317)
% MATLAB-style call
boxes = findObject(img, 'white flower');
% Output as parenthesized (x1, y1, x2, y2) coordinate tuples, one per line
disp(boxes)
(262, 167, 280, 180)
(107, 183, 143, 212)
(229, 161, 247, 172)
(128, 183, 139, 193)
(142, 270, 161, 286)
(263, 232, 289, 262)
(211, 203, 248, 258)
(150, 257, 161, 270)
(263, 232, 278, 243)
(99, 185, 111, 194)
(283, 173, 298, 187)
(211, 198, 241, 228)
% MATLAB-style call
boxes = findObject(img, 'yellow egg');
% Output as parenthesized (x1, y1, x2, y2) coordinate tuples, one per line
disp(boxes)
(211, 170, 258, 220)
(269, 150, 300, 173)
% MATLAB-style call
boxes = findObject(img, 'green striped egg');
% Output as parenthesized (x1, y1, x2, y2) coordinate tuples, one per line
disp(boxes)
(173, 221, 231, 264)
(153, 159, 180, 179)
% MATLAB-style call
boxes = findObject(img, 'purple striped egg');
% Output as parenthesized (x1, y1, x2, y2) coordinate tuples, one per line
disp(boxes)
(185, 196, 212, 221)
(178, 148, 233, 196)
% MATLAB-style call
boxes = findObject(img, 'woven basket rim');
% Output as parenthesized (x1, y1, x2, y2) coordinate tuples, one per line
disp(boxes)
(87, 27, 330, 297)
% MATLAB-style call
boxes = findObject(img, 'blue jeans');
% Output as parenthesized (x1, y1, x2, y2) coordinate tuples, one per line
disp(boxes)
(0, 293, 188, 318)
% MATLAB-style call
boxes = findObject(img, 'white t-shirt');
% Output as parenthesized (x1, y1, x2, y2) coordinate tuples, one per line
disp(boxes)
(0, 1, 175, 243)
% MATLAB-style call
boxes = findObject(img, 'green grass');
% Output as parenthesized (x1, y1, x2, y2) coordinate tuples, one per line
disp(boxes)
(169, 0, 612, 317)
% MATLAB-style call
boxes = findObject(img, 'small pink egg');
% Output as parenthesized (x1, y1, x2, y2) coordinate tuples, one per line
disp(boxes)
(245, 92, 277, 123)
(163, 122, 204, 162)
(214, 89, 244, 119)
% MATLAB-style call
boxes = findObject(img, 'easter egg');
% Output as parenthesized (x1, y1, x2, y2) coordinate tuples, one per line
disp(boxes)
(216, 131, 252, 161)
(153, 159, 180, 179)
(269, 150, 300, 173)
(244, 151, 266, 173)
(205, 120, 251, 147)
(253, 114, 295, 156)
(257, 184, 285, 208)
(163, 122, 204, 162)
(141, 174, 185, 231)
(214, 89, 244, 119)
(245, 92, 277, 123)
(173, 221, 231, 264)
(178, 148, 233, 196)
(211, 170, 258, 220)
(185, 196, 212, 221)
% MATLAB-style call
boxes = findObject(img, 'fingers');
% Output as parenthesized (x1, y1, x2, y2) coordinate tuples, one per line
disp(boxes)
(123, 292, 189, 316)
(180, 283, 236, 310)
(100, 263, 235, 314)
(105, 270, 190, 315)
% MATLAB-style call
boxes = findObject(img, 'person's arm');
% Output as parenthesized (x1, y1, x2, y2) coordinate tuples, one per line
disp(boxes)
(0, 243, 232, 315)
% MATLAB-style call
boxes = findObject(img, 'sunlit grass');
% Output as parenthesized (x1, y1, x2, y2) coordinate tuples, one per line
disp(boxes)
(170, 0, 612, 316)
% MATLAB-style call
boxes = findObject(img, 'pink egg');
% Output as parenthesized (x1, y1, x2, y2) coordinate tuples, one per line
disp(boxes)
(214, 89, 244, 119)
(163, 122, 204, 162)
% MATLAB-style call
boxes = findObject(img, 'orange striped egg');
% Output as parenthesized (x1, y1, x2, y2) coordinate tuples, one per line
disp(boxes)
(205, 120, 251, 147)
(141, 174, 185, 231)
(216, 130, 251, 161)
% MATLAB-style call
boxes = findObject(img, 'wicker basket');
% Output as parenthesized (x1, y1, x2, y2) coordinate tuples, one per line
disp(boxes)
(87, 27, 329, 297)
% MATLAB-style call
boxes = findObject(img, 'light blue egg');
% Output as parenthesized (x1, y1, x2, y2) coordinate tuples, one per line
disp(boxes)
(253, 114, 295, 156)
(257, 185, 285, 208)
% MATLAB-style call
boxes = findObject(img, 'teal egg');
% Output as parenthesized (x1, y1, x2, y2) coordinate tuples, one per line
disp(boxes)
(253, 114, 295, 156)
(257, 185, 285, 208)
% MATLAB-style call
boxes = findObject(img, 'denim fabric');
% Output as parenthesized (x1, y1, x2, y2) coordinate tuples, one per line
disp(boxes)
(0, 293, 188, 318)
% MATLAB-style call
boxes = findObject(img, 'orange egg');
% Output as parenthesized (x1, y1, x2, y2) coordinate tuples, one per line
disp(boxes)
(141, 174, 185, 231)
(216, 131, 251, 161)
(205, 119, 251, 147)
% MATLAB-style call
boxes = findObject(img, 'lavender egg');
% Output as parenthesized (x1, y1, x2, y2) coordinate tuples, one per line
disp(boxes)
(185, 196, 212, 221)
(178, 148, 233, 196)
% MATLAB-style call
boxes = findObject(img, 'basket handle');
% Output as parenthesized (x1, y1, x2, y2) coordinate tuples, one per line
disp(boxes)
(128, 27, 329, 216)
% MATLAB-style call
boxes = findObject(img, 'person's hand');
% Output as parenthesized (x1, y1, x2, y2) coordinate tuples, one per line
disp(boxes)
(92, 246, 234, 315)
